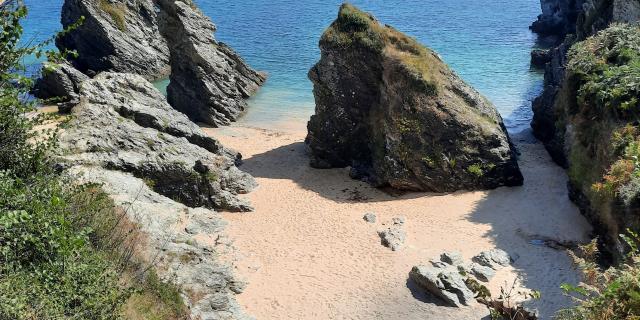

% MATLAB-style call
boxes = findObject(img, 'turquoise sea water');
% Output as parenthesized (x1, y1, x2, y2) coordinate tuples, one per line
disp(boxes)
(23, 0, 543, 132)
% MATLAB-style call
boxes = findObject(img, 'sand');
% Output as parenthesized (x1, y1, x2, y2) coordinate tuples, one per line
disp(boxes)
(205, 122, 592, 320)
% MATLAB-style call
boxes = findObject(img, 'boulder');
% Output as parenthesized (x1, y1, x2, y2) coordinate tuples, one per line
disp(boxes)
(440, 251, 464, 266)
(32, 62, 89, 112)
(472, 249, 511, 270)
(156, 0, 267, 127)
(378, 226, 406, 251)
(306, 4, 523, 192)
(469, 263, 496, 282)
(530, 49, 552, 67)
(363, 212, 377, 223)
(56, 0, 170, 80)
(409, 265, 475, 307)
(57, 72, 256, 212)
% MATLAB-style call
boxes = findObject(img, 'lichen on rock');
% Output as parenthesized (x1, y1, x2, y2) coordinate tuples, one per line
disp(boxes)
(306, 4, 523, 192)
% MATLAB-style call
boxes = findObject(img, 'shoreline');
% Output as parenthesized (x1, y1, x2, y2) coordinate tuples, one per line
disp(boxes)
(205, 122, 591, 319)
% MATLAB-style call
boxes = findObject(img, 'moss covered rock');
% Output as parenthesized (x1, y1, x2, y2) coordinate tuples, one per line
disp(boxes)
(306, 4, 523, 192)
(543, 24, 640, 259)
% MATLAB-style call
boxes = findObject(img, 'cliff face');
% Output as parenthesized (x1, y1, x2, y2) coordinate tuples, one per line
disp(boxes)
(306, 4, 523, 192)
(157, 0, 266, 127)
(531, 0, 640, 259)
(56, 0, 170, 80)
(56, 0, 265, 126)
(530, 0, 583, 36)
(57, 72, 255, 319)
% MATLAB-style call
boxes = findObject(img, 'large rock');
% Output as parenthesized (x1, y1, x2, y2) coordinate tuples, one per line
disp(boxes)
(56, 0, 170, 80)
(409, 266, 475, 307)
(156, 0, 266, 127)
(58, 72, 256, 212)
(530, 0, 583, 36)
(32, 61, 89, 103)
(306, 4, 523, 192)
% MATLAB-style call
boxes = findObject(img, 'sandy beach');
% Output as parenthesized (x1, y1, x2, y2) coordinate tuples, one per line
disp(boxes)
(205, 122, 592, 320)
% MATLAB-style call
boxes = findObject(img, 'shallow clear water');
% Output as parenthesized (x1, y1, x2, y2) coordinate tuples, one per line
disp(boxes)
(23, 0, 543, 132)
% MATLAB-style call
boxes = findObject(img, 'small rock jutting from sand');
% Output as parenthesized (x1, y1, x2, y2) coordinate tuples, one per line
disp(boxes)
(363, 212, 377, 223)
(378, 226, 406, 251)
(410, 249, 513, 307)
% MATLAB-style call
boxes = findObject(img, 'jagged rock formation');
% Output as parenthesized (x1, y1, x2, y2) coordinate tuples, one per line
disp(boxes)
(56, 72, 257, 318)
(530, 0, 583, 36)
(530, 0, 640, 260)
(58, 72, 256, 212)
(32, 61, 88, 109)
(306, 4, 523, 192)
(56, 0, 170, 80)
(156, 0, 266, 127)
(56, 0, 265, 126)
(70, 168, 252, 320)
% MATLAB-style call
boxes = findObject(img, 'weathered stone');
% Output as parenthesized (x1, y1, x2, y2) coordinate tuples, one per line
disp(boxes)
(529, 0, 583, 36)
(531, 48, 552, 67)
(156, 0, 266, 127)
(306, 4, 523, 192)
(58, 72, 256, 212)
(409, 265, 475, 307)
(472, 249, 511, 269)
(469, 263, 496, 282)
(378, 227, 406, 251)
(56, 0, 170, 80)
(363, 212, 377, 223)
(392, 216, 406, 226)
(32, 62, 88, 104)
(440, 251, 464, 266)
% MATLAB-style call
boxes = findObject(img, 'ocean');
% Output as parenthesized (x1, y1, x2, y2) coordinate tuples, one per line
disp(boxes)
(22, 0, 544, 132)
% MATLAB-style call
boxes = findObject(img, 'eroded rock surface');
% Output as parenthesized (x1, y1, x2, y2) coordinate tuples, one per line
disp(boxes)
(306, 4, 523, 192)
(56, 0, 170, 80)
(58, 72, 256, 212)
(32, 61, 88, 104)
(157, 0, 267, 127)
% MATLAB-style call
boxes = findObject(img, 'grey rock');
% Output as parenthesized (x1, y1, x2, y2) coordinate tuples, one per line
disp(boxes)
(58, 72, 256, 212)
(529, 0, 583, 36)
(472, 249, 511, 270)
(363, 212, 377, 223)
(531, 48, 552, 67)
(469, 263, 496, 282)
(409, 265, 475, 307)
(392, 216, 406, 226)
(306, 4, 523, 192)
(66, 168, 252, 320)
(378, 227, 406, 251)
(56, 0, 170, 80)
(32, 62, 88, 106)
(156, 0, 266, 127)
(440, 251, 464, 266)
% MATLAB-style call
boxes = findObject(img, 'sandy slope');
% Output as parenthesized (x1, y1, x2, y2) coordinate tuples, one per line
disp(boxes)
(205, 123, 592, 320)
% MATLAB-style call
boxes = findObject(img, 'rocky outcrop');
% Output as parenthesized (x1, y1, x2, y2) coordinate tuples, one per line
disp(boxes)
(32, 61, 88, 111)
(56, 0, 170, 80)
(530, 0, 583, 36)
(306, 4, 523, 192)
(409, 249, 512, 307)
(58, 72, 256, 212)
(530, 0, 640, 260)
(156, 0, 267, 127)
(56, 0, 265, 126)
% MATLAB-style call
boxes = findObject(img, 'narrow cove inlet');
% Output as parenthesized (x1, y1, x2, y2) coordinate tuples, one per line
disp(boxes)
(9, 0, 640, 319)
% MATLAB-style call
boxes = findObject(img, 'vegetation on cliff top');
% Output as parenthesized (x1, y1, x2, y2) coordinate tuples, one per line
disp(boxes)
(0, 2, 185, 319)
(321, 3, 439, 95)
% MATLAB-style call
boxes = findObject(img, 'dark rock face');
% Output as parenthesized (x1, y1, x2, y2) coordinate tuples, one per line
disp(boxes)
(32, 61, 88, 107)
(56, 0, 170, 80)
(530, 0, 640, 260)
(530, 48, 553, 67)
(530, 0, 584, 36)
(58, 72, 256, 212)
(56, 0, 265, 126)
(306, 4, 523, 192)
(156, 0, 267, 127)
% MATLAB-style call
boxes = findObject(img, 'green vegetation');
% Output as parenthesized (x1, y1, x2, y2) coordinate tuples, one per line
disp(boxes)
(99, 0, 127, 31)
(467, 164, 484, 177)
(557, 233, 640, 319)
(0, 3, 184, 319)
(321, 4, 439, 96)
